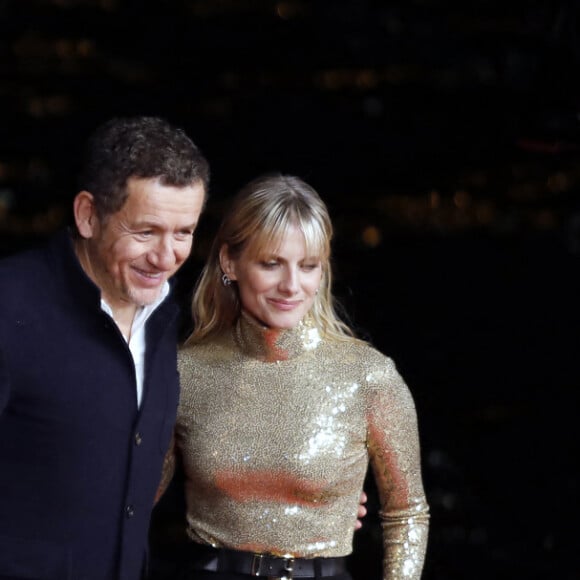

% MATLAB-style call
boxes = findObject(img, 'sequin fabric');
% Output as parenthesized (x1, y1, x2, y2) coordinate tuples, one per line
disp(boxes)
(174, 311, 429, 578)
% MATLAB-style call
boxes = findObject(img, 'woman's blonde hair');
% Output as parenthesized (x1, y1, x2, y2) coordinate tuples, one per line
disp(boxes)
(187, 174, 355, 343)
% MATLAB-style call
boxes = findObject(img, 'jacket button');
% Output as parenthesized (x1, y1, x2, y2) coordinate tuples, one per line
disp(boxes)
(125, 505, 135, 518)
(134, 432, 142, 446)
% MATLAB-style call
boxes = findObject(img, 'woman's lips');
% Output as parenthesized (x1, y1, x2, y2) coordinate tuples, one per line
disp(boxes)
(267, 298, 301, 311)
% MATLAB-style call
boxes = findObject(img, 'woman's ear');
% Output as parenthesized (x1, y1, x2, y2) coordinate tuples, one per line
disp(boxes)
(73, 191, 98, 239)
(219, 244, 238, 281)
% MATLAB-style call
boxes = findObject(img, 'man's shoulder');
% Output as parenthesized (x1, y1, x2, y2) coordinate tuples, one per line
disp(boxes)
(0, 239, 52, 287)
(0, 236, 69, 321)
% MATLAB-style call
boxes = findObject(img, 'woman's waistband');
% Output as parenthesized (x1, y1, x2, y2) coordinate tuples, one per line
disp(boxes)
(185, 542, 347, 579)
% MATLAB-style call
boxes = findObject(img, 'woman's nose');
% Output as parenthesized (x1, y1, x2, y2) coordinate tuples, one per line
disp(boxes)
(279, 267, 299, 293)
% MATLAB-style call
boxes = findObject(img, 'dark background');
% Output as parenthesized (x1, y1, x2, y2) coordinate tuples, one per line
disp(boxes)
(1, 1, 579, 578)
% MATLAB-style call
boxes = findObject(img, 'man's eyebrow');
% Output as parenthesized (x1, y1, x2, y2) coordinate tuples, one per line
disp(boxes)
(129, 220, 199, 230)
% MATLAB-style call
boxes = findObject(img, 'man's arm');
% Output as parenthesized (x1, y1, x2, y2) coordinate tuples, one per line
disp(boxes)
(0, 346, 10, 416)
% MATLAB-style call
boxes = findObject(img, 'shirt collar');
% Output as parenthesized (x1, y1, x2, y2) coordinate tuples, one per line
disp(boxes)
(100, 281, 171, 333)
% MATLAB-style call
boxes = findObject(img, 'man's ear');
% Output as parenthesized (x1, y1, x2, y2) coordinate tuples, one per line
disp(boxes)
(73, 191, 97, 239)
(219, 244, 237, 281)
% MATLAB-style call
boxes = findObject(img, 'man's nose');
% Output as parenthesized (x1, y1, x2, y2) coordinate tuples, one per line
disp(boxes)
(148, 238, 176, 270)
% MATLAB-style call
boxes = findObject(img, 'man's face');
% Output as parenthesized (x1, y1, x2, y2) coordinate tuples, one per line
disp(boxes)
(76, 176, 205, 312)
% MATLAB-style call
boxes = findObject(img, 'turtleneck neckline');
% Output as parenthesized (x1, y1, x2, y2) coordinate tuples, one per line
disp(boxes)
(233, 309, 323, 362)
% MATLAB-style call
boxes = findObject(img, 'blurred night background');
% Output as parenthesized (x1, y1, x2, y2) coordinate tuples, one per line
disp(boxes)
(1, 1, 579, 578)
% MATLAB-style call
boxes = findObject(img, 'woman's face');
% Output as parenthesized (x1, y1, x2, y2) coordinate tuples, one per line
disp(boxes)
(222, 224, 323, 329)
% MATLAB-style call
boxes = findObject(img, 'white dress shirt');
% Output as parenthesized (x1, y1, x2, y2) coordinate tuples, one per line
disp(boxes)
(101, 282, 170, 407)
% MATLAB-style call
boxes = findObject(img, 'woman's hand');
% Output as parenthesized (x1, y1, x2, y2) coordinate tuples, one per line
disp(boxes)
(355, 491, 367, 530)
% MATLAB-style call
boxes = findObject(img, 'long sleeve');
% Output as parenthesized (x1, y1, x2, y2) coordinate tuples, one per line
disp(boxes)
(366, 358, 429, 579)
(155, 436, 177, 503)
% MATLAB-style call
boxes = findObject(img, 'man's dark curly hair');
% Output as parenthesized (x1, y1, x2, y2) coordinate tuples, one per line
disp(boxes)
(78, 116, 210, 219)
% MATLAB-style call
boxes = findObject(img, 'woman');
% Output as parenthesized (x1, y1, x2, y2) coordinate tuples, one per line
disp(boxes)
(164, 174, 429, 580)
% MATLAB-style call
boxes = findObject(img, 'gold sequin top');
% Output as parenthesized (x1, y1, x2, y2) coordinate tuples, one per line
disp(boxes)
(174, 312, 429, 579)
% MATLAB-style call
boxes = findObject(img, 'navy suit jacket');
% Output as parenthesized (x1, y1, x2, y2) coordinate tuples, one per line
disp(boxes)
(0, 231, 181, 580)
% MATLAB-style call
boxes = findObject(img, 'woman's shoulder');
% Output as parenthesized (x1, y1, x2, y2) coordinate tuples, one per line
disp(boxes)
(178, 333, 234, 370)
(326, 337, 395, 367)
(326, 338, 408, 393)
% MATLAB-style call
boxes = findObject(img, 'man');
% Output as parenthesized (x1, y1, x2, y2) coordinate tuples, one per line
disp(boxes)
(0, 116, 209, 580)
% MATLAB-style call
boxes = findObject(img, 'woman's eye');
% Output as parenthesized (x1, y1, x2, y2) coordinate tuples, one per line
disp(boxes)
(260, 261, 278, 269)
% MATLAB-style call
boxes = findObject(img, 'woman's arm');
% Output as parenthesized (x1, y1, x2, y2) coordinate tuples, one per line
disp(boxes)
(366, 358, 430, 579)
(155, 435, 177, 504)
